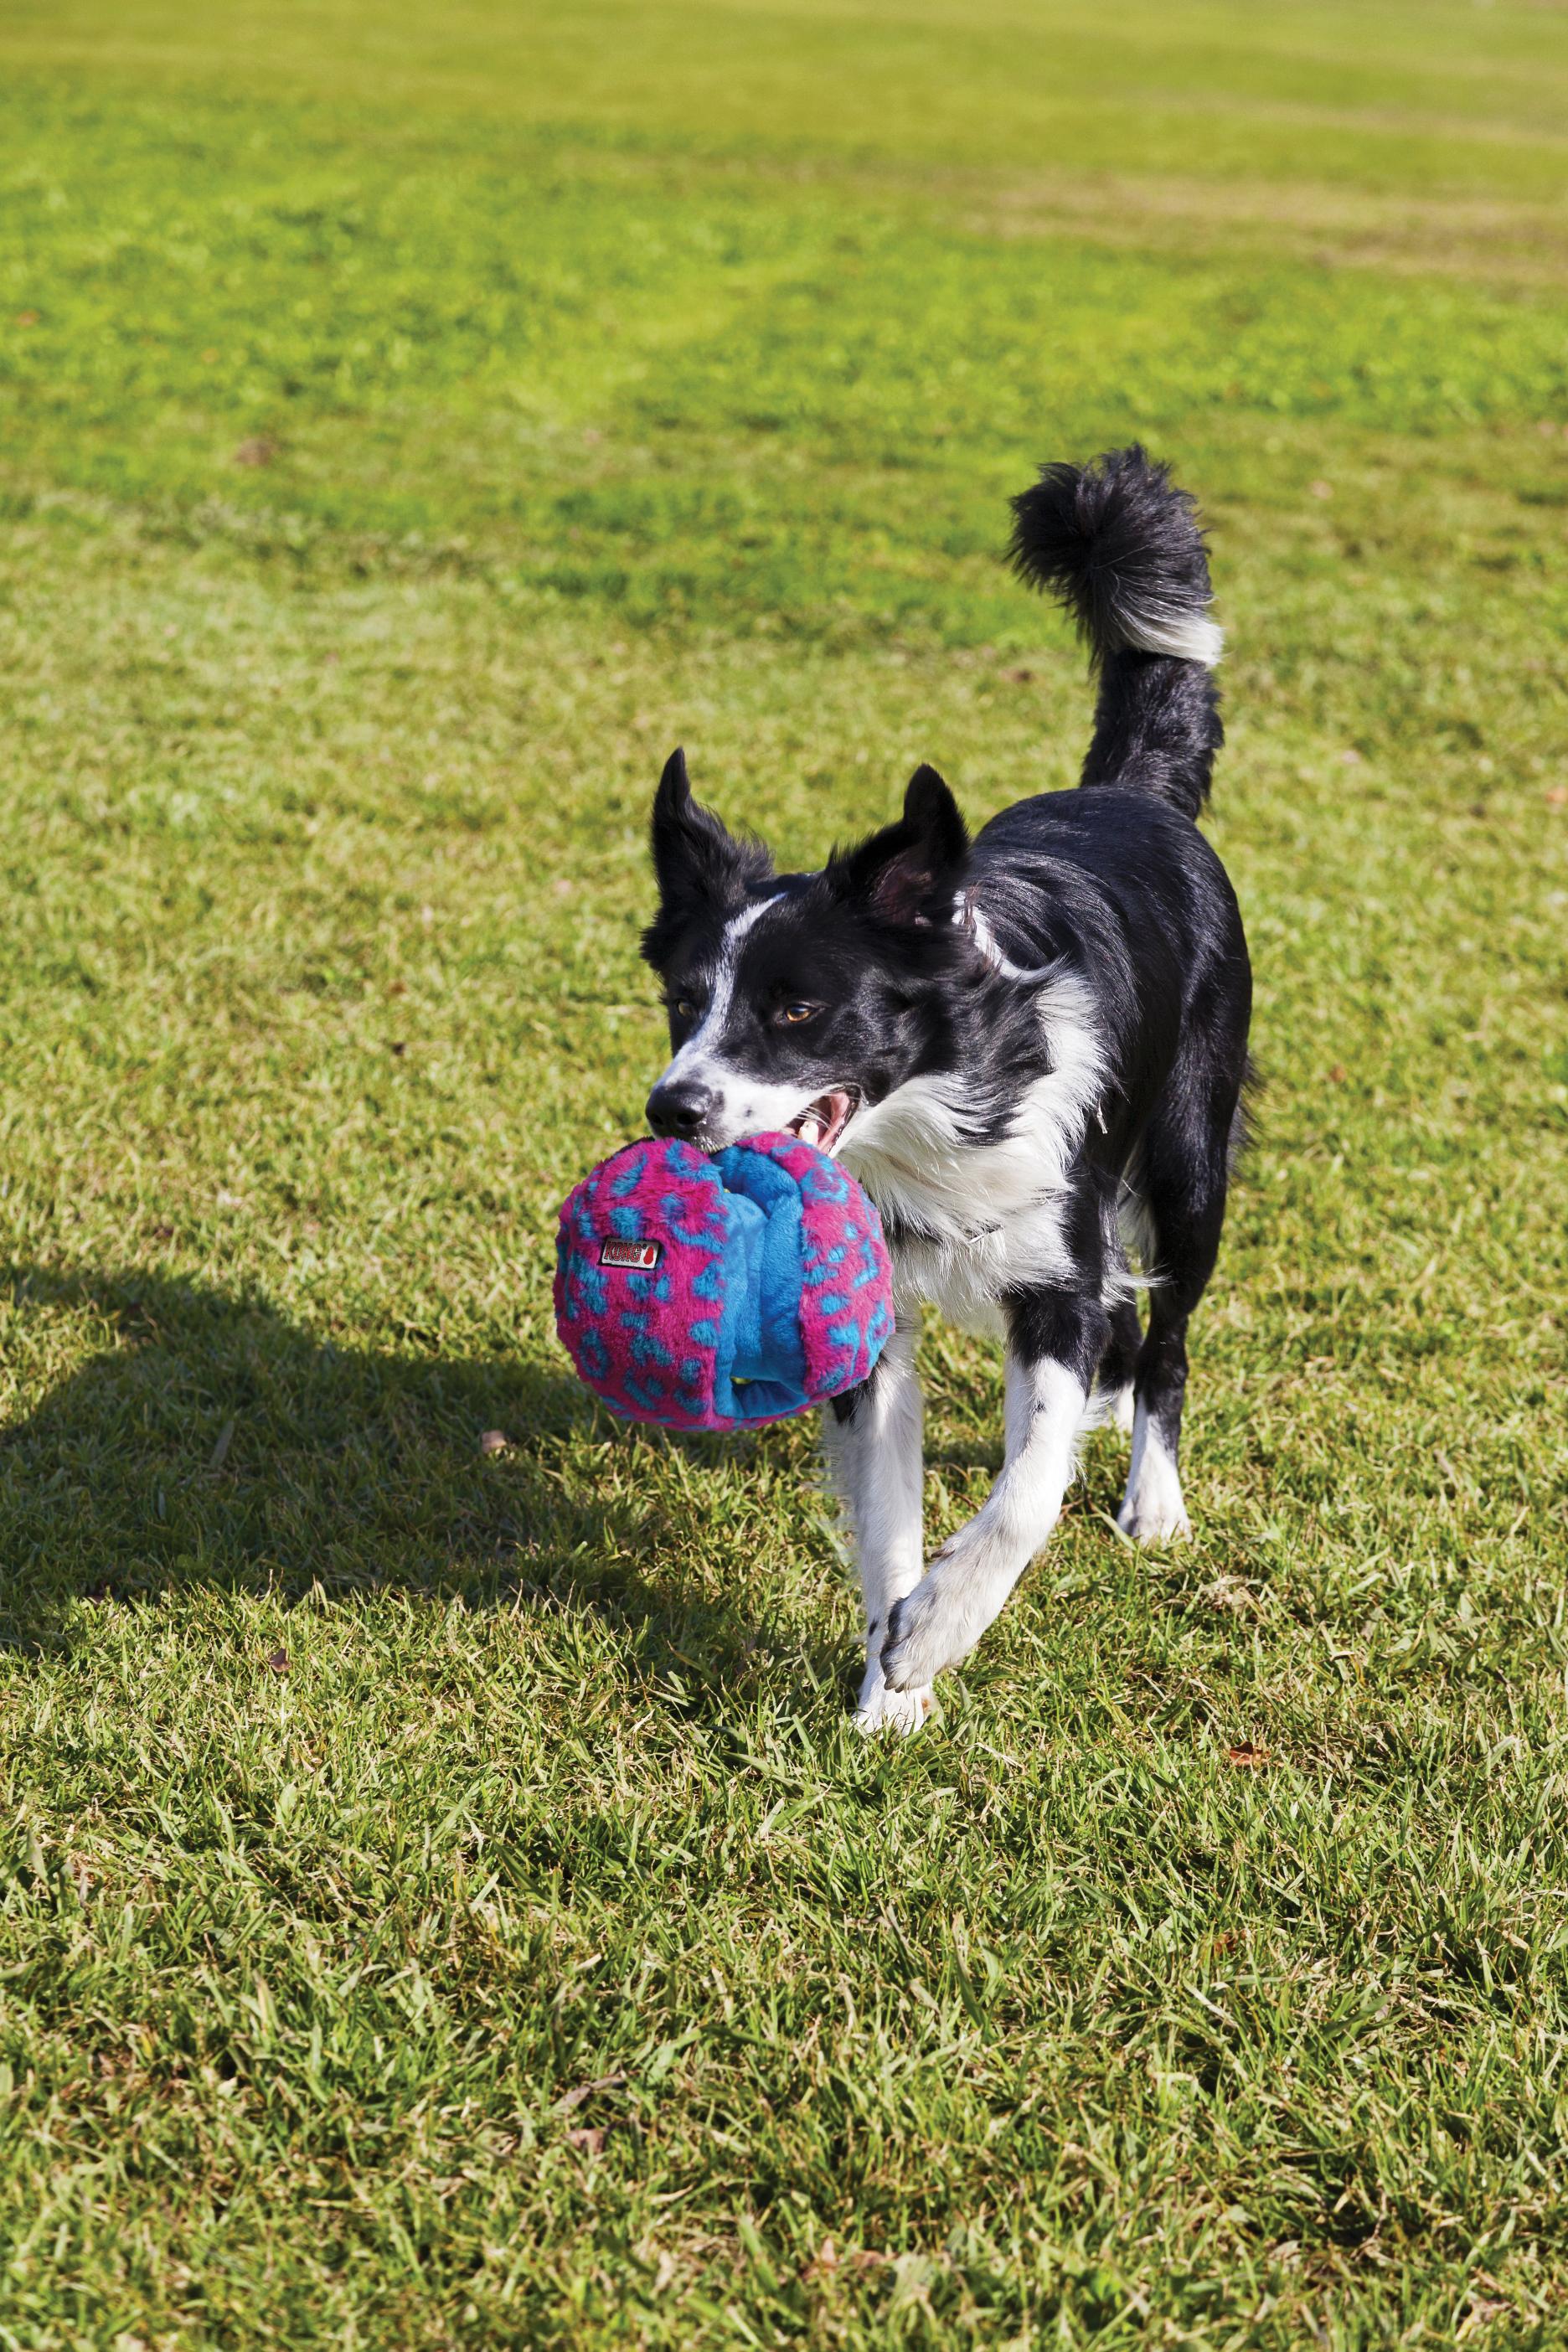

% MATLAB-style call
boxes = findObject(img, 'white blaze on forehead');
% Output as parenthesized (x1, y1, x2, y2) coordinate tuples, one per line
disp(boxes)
(654, 892, 828, 1143)
(665, 894, 780, 1074)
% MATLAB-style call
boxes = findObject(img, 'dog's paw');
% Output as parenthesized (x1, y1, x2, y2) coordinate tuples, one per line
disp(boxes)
(1115, 1493, 1192, 1544)
(853, 1678, 934, 1737)
(1118, 1424, 1191, 1544)
(879, 1567, 977, 1692)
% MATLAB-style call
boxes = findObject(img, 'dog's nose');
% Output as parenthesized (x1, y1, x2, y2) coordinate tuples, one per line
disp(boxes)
(646, 1077, 714, 1139)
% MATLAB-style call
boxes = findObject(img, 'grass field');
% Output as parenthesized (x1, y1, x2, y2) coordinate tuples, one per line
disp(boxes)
(2, 1, 1567, 2343)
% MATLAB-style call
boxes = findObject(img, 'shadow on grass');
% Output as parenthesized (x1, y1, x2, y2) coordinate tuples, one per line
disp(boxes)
(0, 1264, 785, 1692)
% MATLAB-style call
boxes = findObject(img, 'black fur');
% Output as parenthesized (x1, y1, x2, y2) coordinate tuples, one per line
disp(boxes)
(1008, 445, 1224, 818)
(642, 745, 775, 967)
(826, 762, 970, 922)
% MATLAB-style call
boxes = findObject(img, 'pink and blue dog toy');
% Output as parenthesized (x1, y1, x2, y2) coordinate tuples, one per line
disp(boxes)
(554, 1132, 894, 1431)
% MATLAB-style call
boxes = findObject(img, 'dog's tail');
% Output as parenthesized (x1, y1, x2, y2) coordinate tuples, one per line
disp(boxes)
(1007, 445, 1223, 819)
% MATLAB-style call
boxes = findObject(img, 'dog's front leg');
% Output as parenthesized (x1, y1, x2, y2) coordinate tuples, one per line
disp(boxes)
(880, 1293, 1106, 1696)
(822, 1315, 931, 1736)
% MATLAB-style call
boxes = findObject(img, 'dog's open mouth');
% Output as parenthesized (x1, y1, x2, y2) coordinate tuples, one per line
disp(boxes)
(787, 1088, 859, 1153)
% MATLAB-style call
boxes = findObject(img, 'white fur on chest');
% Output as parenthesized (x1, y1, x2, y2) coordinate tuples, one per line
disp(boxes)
(838, 969, 1105, 1333)
(887, 1210, 1073, 1335)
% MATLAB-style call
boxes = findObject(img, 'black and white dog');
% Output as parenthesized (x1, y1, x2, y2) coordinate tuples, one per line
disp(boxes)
(641, 448, 1251, 1733)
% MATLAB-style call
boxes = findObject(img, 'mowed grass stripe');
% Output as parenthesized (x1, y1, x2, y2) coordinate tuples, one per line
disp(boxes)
(3, 73, 1568, 638)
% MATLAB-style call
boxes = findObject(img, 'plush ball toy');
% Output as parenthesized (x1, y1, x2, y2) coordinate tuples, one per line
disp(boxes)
(554, 1132, 894, 1432)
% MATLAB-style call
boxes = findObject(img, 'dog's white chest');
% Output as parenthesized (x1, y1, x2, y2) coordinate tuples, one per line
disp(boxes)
(891, 1230, 1008, 1336)
(885, 1196, 1076, 1336)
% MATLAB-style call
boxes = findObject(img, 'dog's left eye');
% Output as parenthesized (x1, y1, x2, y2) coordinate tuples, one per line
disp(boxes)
(775, 1003, 818, 1026)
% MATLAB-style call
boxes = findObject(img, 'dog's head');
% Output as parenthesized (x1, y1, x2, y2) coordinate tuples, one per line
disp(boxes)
(640, 748, 971, 1153)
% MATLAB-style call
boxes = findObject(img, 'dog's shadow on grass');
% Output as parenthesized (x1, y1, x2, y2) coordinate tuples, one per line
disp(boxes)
(0, 1263, 790, 1695)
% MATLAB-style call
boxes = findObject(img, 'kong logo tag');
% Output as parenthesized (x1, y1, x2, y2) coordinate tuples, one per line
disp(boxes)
(600, 1238, 663, 1272)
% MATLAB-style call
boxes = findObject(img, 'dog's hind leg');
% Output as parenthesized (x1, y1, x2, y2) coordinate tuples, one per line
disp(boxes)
(1117, 1060, 1240, 1544)
(1096, 1296, 1142, 1434)
(822, 1314, 932, 1735)
(879, 1288, 1107, 1694)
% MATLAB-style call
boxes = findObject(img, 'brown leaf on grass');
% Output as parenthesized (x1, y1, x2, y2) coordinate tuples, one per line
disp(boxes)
(1328, 1064, 1347, 1083)
(1226, 1740, 1269, 1767)
(266, 1648, 291, 1674)
(554, 2071, 627, 2113)
(566, 2126, 605, 2154)
(803, 2245, 885, 2277)
(234, 436, 276, 467)
(15, 311, 39, 328)
(1002, 666, 1034, 683)
(1546, 786, 1568, 808)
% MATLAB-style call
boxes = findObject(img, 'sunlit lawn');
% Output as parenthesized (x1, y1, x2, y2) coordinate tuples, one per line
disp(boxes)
(1, 3, 1566, 2344)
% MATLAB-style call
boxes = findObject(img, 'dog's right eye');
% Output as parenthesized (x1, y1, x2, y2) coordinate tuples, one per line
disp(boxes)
(673, 998, 698, 1021)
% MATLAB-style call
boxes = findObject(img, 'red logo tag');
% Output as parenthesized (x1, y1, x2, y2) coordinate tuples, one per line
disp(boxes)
(600, 1238, 662, 1271)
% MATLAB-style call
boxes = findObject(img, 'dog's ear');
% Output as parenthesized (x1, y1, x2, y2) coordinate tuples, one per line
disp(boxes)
(828, 764, 969, 926)
(643, 749, 772, 962)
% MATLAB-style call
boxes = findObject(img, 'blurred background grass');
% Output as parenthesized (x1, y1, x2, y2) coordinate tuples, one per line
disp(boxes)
(1, 3, 1566, 2346)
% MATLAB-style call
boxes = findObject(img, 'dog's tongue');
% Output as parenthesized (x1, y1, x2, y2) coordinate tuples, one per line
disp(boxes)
(794, 1089, 855, 1151)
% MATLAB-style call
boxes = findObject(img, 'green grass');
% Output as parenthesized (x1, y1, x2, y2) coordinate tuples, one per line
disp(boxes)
(2, 1, 1566, 2343)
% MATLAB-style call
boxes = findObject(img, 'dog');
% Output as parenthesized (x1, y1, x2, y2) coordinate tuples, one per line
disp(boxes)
(640, 446, 1251, 1732)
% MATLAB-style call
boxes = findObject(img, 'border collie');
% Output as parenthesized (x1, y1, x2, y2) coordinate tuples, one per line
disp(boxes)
(641, 447, 1251, 1733)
